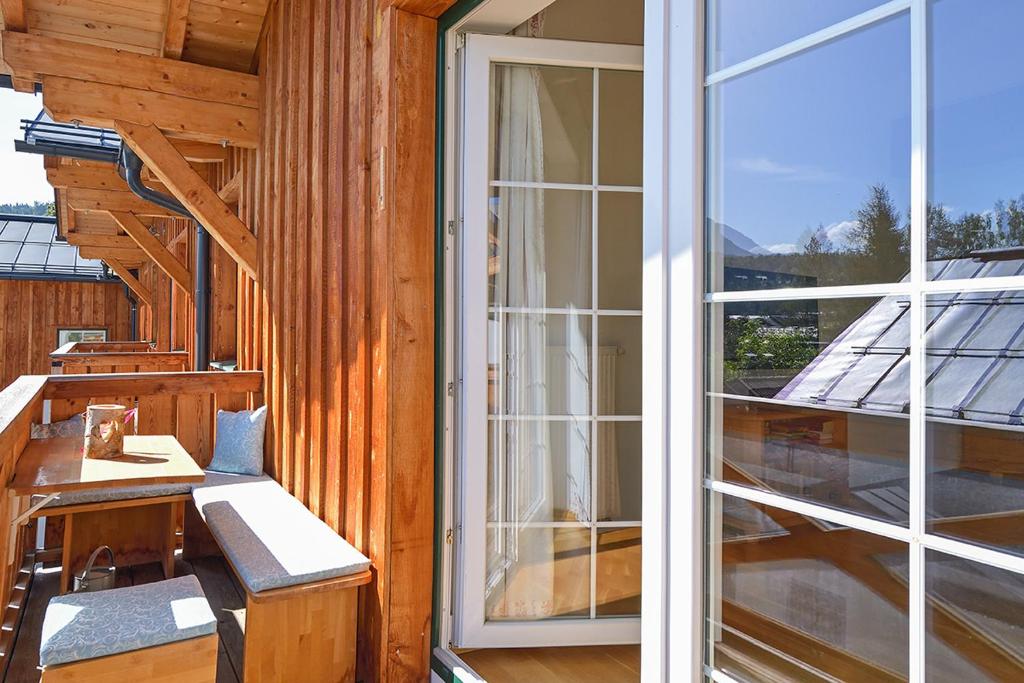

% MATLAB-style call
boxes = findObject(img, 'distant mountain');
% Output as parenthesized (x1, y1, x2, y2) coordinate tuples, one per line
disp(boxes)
(710, 221, 780, 256)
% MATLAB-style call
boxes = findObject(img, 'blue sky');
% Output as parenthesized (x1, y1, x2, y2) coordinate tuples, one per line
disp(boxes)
(707, 0, 1024, 254)
(0, 89, 50, 205)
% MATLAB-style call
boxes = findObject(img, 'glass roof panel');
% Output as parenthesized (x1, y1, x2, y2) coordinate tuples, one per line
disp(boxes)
(16, 244, 48, 265)
(1, 221, 31, 241)
(26, 222, 54, 242)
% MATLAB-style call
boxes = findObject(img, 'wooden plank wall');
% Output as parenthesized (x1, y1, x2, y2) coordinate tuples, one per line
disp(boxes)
(228, 1, 448, 679)
(0, 279, 132, 390)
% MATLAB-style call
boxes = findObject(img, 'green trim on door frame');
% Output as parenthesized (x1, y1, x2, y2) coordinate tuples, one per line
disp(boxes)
(432, 1, 488, 678)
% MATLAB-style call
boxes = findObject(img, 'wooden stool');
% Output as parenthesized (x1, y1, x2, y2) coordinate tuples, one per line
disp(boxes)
(39, 575, 218, 682)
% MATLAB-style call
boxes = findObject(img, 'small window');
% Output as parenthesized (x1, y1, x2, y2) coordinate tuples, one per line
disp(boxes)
(57, 329, 108, 346)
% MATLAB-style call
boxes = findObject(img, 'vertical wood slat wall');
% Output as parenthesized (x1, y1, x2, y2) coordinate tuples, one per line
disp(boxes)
(0, 280, 131, 389)
(229, 1, 445, 679)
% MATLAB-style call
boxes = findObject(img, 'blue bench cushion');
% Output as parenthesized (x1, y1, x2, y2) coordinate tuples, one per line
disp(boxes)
(193, 478, 370, 593)
(40, 575, 216, 667)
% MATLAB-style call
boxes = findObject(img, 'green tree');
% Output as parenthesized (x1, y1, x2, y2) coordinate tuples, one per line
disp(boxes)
(848, 184, 908, 281)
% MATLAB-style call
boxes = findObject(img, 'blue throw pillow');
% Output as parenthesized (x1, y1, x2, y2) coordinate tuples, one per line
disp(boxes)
(208, 406, 267, 476)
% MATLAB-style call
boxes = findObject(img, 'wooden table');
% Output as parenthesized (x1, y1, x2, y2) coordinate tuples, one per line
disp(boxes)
(11, 435, 204, 495)
(11, 435, 205, 592)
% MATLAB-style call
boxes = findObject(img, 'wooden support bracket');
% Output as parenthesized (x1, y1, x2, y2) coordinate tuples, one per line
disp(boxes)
(108, 211, 193, 294)
(105, 257, 153, 307)
(115, 121, 258, 279)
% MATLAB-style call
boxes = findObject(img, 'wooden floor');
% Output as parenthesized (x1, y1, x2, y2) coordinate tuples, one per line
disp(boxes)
(457, 645, 641, 683)
(5, 555, 245, 683)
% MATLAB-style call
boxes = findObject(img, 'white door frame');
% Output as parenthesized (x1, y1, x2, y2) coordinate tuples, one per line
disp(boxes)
(455, 32, 645, 649)
(641, 0, 703, 680)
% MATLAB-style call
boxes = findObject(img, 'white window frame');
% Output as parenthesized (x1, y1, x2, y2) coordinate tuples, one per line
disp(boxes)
(652, 0, 1024, 681)
(455, 32, 645, 649)
(56, 328, 108, 347)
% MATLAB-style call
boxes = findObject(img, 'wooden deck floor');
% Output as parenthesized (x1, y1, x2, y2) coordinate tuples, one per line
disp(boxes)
(457, 645, 641, 683)
(5, 555, 245, 683)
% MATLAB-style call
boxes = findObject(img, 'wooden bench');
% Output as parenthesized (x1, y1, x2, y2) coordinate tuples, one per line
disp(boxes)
(188, 474, 372, 682)
(39, 575, 218, 682)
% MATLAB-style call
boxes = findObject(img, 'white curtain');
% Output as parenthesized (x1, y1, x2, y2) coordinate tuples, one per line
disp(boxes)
(488, 14, 555, 619)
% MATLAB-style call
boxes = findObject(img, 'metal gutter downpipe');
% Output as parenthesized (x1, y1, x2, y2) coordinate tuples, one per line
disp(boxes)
(126, 285, 138, 341)
(119, 145, 209, 370)
(194, 225, 210, 371)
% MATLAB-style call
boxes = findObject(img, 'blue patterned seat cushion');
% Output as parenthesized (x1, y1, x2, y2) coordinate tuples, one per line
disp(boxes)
(193, 478, 370, 593)
(40, 575, 216, 667)
(42, 471, 269, 510)
(43, 482, 192, 508)
(206, 406, 267, 476)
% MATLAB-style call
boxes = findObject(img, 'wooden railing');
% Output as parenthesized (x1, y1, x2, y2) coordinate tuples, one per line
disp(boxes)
(51, 342, 190, 377)
(0, 370, 263, 673)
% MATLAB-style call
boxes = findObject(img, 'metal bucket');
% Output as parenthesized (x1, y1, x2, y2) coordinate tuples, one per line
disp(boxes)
(74, 545, 116, 593)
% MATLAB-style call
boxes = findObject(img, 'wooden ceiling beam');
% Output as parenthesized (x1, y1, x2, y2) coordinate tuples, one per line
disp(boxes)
(2, 32, 257, 108)
(115, 121, 258, 278)
(161, 0, 191, 59)
(168, 140, 229, 164)
(104, 257, 152, 307)
(42, 76, 258, 148)
(109, 210, 192, 294)
(65, 188, 178, 217)
(0, 0, 25, 32)
(66, 233, 138, 250)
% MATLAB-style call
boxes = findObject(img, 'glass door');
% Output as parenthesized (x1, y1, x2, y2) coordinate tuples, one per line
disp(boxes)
(455, 33, 643, 648)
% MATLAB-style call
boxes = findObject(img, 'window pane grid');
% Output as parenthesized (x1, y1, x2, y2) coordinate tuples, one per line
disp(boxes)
(704, 0, 1024, 679)
(485, 62, 642, 626)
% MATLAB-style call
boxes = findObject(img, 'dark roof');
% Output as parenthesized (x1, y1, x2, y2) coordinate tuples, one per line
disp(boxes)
(0, 214, 115, 281)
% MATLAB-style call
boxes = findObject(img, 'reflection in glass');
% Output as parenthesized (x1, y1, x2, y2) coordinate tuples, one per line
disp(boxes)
(491, 64, 592, 185)
(598, 192, 642, 310)
(488, 188, 592, 309)
(488, 313, 591, 416)
(707, 13, 910, 291)
(925, 291, 1024, 557)
(596, 527, 641, 617)
(706, 0, 886, 72)
(928, 0, 1024, 273)
(597, 421, 641, 522)
(597, 316, 641, 416)
(925, 551, 1024, 682)
(488, 419, 591, 524)
(708, 297, 910, 522)
(598, 70, 643, 186)
(486, 526, 591, 620)
(707, 493, 910, 680)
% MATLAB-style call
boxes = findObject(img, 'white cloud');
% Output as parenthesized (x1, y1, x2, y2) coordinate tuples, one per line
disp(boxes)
(823, 220, 859, 247)
(763, 242, 800, 254)
(0, 90, 52, 204)
(735, 156, 837, 182)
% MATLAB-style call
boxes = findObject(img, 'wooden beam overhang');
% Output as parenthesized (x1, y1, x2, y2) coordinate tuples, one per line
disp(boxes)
(1, 32, 257, 107)
(108, 210, 193, 294)
(115, 121, 258, 278)
(65, 188, 179, 217)
(0, 31, 258, 148)
(42, 76, 258, 148)
(104, 257, 152, 307)
(161, 0, 191, 60)
(47, 166, 170, 194)
(65, 233, 138, 250)
(78, 246, 146, 265)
